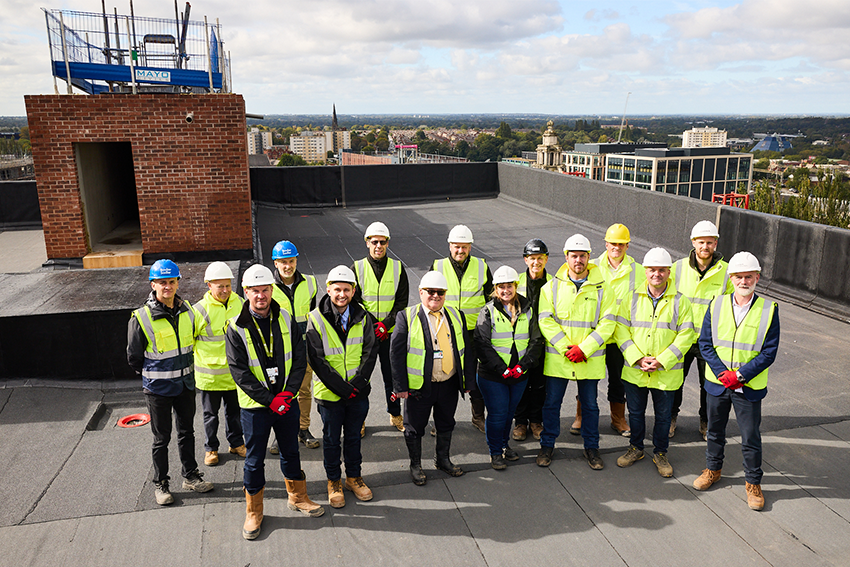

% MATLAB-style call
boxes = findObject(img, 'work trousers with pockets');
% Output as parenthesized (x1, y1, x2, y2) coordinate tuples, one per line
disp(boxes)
(146, 386, 198, 483)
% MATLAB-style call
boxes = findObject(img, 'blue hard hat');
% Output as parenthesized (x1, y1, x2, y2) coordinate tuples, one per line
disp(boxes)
(149, 259, 181, 280)
(272, 240, 299, 259)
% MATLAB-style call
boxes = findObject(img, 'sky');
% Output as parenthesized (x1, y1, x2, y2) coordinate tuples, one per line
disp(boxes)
(1, 0, 849, 117)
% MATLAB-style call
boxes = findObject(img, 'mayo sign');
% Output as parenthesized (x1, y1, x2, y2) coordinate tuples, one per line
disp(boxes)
(135, 69, 171, 83)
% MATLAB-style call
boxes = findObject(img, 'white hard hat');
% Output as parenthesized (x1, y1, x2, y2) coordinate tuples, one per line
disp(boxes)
(326, 265, 357, 285)
(419, 271, 449, 290)
(642, 247, 673, 268)
(727, 251, 761, 274)
(204, 261, 233, 282)
(492, 265, 519, 285)
(690, 220, 720, 239)
(364, 221, 390, 240)
(242, 264, 275, 288)
(447, 224, 474, 244)
(563, 234, 592, 253)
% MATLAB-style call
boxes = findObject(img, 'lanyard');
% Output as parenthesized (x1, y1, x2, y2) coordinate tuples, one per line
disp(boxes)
(252, 317, 274, 359)
(425, 307, 446, 346)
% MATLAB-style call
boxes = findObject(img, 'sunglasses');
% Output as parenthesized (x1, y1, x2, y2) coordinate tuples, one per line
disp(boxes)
(422, 289, 446, 297)
(369, 239, 388, 246)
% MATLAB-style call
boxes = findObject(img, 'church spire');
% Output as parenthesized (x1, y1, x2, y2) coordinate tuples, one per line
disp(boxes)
(332, 104, 339, 131)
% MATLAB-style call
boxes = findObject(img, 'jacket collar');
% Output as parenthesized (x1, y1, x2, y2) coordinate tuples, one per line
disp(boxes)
(145, 290, 188, 319)
(235, 296, 281, 328)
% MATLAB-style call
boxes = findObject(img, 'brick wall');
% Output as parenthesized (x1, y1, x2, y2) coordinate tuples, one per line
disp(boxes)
(24, 93, 252, 259)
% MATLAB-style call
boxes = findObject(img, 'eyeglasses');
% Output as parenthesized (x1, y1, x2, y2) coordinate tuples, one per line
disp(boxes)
(369, 239, 388, 246)
(422, 289, 446, 297)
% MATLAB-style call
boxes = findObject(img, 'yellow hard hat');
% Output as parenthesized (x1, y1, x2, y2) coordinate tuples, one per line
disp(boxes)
(605, 223, 631, 244)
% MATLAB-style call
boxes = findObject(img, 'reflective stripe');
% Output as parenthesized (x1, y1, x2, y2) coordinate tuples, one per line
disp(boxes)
(193, 364, 231, 375)
(194, 303, 214, 338)
(309, 312, 345, 356)
(145, 367, 193, 380)
(197, 335, 225, 342)
(668, 344, 683, 359)
(620, 339, 635, 353)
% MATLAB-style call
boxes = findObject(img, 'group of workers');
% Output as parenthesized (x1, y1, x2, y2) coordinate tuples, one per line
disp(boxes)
(127, 218, 779, 540)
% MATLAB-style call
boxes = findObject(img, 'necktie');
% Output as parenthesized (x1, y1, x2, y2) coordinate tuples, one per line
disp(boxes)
(432, 311, 454, 375)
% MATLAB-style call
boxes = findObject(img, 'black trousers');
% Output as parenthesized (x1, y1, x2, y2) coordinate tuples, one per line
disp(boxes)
(605, 343, 626, 404)
(403, 375, 460, 438)
(200, 389, 244, 451)
(513, 362, 545, 425)
(672, 343, 707, 420)
(146, 387, 198, 483)
(377, 337, 402, 416)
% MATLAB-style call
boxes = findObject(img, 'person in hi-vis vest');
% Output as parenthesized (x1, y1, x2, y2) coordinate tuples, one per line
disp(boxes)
(431, 224, 493, 434)
(693, 252, 779, 513)
(390, 271, 476, 486)
(306, 266, 378, 509)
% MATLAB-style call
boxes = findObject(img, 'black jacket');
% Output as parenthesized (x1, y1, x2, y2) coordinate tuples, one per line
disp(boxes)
(225, 299, 306, 408)
(474, 295, 543, 384)
(306, 295, 378, 406)
(390, 305, 476, 398)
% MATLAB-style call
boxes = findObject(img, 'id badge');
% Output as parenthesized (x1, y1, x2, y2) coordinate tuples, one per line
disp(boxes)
(267, 366, 279, 384)
(433, 351, 443, 360)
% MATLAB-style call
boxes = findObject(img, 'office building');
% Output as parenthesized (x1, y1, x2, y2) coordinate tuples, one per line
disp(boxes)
(605, 147, 753, 201)
(683, 127, 727, 148)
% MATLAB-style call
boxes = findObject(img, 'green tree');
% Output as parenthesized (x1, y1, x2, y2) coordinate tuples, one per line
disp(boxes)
(456, 140, 470, 157)
(277, 154, 307, 167)
(495, 121, 512, 139)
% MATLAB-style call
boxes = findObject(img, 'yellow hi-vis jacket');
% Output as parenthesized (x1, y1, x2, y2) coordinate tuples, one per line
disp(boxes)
(403, 305, 466, 391)
(483, 302, 531, 366)
(670, 255, 733, 336)
(593, 252, 645, 306)
(537, 263, 616, 380)
(433, 257, 488, 330)
(228, 309, 295, 409)
(614, 284, 697, 390)
(193, 291, 243, 391)
(306, 309, 366, 403)
(272, 274, 318, 325)
(704, 295, 777, 391)
(354, 257, 401, 332)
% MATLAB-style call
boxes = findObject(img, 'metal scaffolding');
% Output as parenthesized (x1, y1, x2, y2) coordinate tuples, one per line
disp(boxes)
(43, 2, 231, 95)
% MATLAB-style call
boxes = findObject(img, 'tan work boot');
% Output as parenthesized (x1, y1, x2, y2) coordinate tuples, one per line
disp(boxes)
(610, 402, 630, 436)
(345, 476, 374, 501)
(204, 450, 219, 466)
(390, 414, 405, 432)
(229, 445, 247, 458)
(285, 473, 325, 517)
(242, 488, 264, 540)
(693, 468, 722, 491)
(327, 479, 345, 508)
(512, 424, 527, 441)
(698, 420, 708, 441)
(668, 415, 678, 438)
(746, 482, 765, 511)
(569, 400, 582, 435)
(361, 421, 366, 438)
(471, 399, 486, 433)
(529, 422, 544, 440)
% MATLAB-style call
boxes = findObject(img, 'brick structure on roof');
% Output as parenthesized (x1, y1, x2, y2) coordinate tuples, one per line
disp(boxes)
(24, 93, 252, 261)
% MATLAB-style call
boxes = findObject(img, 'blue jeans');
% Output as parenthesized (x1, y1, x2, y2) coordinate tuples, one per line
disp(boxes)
(706, 389, 763, 484)
(477, 376, 528, 455)
(241, 405, 302, 494)
(318, 397, 370, 480)
(623, 381, 673, 454)
(541, 377, 600, 450)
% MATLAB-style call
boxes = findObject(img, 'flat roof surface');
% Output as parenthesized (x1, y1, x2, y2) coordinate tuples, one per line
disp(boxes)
(1, 196, 849, 566)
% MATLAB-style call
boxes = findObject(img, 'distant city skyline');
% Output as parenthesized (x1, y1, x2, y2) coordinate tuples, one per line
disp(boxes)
(1, 0, 849, 117)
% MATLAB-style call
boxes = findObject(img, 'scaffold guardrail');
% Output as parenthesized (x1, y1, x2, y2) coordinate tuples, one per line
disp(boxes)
(43, 4, 231, 94)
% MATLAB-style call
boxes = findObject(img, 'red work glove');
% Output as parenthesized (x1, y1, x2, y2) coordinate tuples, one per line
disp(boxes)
(374, 322, 389, 341)
(348, 387, 359, 399)
(502, 368, 512, 379)
(565, 345, 587, 363)
(511, 365, 524, 378)
(718, 370, 743, 390)
(270, 391, 294, 415)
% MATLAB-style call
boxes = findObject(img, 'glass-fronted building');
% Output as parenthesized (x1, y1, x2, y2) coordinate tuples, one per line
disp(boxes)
(604, 147, 753, 201)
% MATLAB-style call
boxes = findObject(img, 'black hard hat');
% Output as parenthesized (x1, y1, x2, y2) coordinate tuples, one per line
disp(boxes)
(523, 238, 549, 256)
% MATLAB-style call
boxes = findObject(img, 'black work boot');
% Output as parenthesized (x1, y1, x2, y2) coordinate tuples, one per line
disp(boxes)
(434, 431, 464, 477)
(405, 435, 426, 486)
